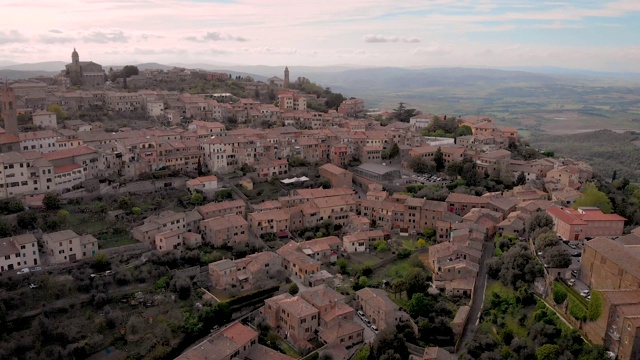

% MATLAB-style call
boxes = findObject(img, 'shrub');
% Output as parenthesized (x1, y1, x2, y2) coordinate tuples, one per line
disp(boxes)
(587, 290, 604, 321)
(552, 282, 567, 304)
(289, 283, 299, 295)
(568, 297, 587, 321)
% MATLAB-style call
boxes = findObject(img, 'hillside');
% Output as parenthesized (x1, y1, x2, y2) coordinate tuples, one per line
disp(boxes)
(530, 130, 640, 181)
(0, 70, 59, 80)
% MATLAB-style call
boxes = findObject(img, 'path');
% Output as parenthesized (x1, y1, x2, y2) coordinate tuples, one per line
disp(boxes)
(457, 239, 494, 354)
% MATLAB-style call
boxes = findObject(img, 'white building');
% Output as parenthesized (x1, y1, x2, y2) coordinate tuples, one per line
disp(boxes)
(53, 163, 85, 191)
(19, 130, 58, 153)
(410, 115, 432, 129)
(32, 110, 57, 128)
(0, 152, 55, 199)
(0, 234, 40, 273)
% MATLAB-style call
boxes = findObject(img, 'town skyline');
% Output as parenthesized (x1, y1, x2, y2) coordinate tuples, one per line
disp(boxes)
(1, 0, 640, 72)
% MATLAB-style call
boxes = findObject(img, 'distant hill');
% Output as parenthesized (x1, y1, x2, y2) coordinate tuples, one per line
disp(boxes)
(530, 130, 640, 181)
(0, 70, 59, 80)
(0, 61, 66, 72)
(106, 62, 175, 71)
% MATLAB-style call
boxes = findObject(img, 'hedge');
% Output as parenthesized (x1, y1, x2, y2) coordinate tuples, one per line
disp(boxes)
(226, 285, 280, 309)
(587, 290, 604, 321)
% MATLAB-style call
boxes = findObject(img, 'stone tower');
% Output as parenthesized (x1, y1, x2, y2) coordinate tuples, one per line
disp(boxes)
(284, 66, 290, 88)
(1, 82, 18, 135)
(72, 48, 79, 66)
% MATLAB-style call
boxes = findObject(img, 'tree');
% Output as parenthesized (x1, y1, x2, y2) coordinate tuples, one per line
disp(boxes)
(573, 183, 613, 214)
(389, 142, 400, 158)
(43, 192, 61, 210)
(118, 195, 132, 211)
(416, 238, 427, 248)
(405, 268, 429, 299)
(552, 283, 568, 304)
(515, 171, 527, 186)
(422, 227, 435, 238)
(535, 231, 559, 250)
(57, 209, 70, 224)
(358, 276, 369, 288)
(454, 125, 473, 137)
(191, 192, 204, 205)
(196, 157, 204, 176)
(352, 345, 370, 360)
(587, 290, 603, 320)
(546, 247, 571, 268)
(445, 160, 462, 177)
(527, 213, 554, 236)
(409, 156, 434, 174)
(433, 147, 445, 171)
(0, 220, 12, 238)
(374, 239, 388, 252)
(391, 279, 406, 298)
(131, 207, 142, 216)
(91, 253, 111, 272)
(171, 275, 192, 300)
(121, 65, 140, 78)
(536, 344, 561, 360)
(336, 258, 348, 274)
(289, 283, 299, 295)
(406, 293, 428, 318)
(391, 102, 418, 123)
(47, 104, 67, 120)
(17, 211, 38, 230)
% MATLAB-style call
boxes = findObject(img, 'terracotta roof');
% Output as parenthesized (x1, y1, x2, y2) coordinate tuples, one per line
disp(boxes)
(245, 344, 296, 360)
(278, 296, 318, 318)
(42, 146, 96, 160)
(54, 163, 83, 174)
(201, 214, 248, 230)
(546, 206, 588, 225)
(318, 320, 364, 344)
(319, 163, 349, 175)
(586, 237, 640, 281)
(445, 193, 488, 204)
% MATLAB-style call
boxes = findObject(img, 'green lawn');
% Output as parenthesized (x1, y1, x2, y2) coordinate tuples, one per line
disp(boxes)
(98, 232, 138, 249)
(384, 259, 413, 280)
(401, 239, 419, 250)
(278, 339, 300, 358)
(483, 281, 513, 307)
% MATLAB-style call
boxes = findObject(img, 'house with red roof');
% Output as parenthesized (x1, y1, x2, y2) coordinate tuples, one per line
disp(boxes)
(547, 206, 626, 241)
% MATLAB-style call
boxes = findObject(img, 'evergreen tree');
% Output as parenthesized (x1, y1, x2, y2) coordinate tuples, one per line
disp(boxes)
(433, 147, 445, 171)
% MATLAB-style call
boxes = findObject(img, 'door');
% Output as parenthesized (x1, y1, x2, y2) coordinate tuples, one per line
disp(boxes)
(69, 253, 77, 262)
(574, 234, 579, 240)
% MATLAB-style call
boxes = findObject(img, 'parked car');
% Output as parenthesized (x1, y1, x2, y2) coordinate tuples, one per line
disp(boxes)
(580, 290, 590, 297)
(105, 270, 114, 276)
(568, 243, 577, 249)
(16, 268, 30, 275)
(31, 267, 42, 272)
(571, 252, 581, 257)
(362, 318, 371, 326)
(568, 279, 576, 286)
(357, 310, 365, 318)
(29, 283, 39, 289)
(371, 325, 379, 333)
(537, 251, 543, 256)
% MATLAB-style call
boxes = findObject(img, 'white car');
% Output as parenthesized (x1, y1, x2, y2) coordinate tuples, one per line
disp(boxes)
(357, 310, 365, 318)
(371, 325, 379, 333)
(16, 268, 30, 275)
(568, 279, 576, 286)
(29, 283, 39, 289)
(580, 290, 590, 297)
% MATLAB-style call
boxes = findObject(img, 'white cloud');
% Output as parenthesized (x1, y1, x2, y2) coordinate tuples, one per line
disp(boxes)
(82, 29, 129, 43)
(0, 30, 27, 44)
(364, 34, 421, 43)
(185, 32, 248, 42)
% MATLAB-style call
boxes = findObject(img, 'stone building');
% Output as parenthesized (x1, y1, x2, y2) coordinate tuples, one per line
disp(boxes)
(64, 48, 105, 88)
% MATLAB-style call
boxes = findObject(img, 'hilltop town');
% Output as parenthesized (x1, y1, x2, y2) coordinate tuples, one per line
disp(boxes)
(1, 50, 639, 360)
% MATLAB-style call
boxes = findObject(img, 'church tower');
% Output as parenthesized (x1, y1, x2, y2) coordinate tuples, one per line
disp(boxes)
(1, 82, 18, 135)
(284, 66, 290, 88)
(72, 48, 79, 66)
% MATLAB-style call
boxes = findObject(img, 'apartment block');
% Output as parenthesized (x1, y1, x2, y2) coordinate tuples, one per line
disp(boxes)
(200, 214, 249, 247)
(43, 230, 99, 264)
(0, 234, 40, 273)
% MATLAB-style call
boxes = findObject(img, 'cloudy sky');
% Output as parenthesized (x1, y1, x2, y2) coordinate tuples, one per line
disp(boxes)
(1, 0, 640, 71)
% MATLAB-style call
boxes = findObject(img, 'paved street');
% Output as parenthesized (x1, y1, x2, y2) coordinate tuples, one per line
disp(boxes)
(457, 239, 494, 354)
(354, 314, 376, 343)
